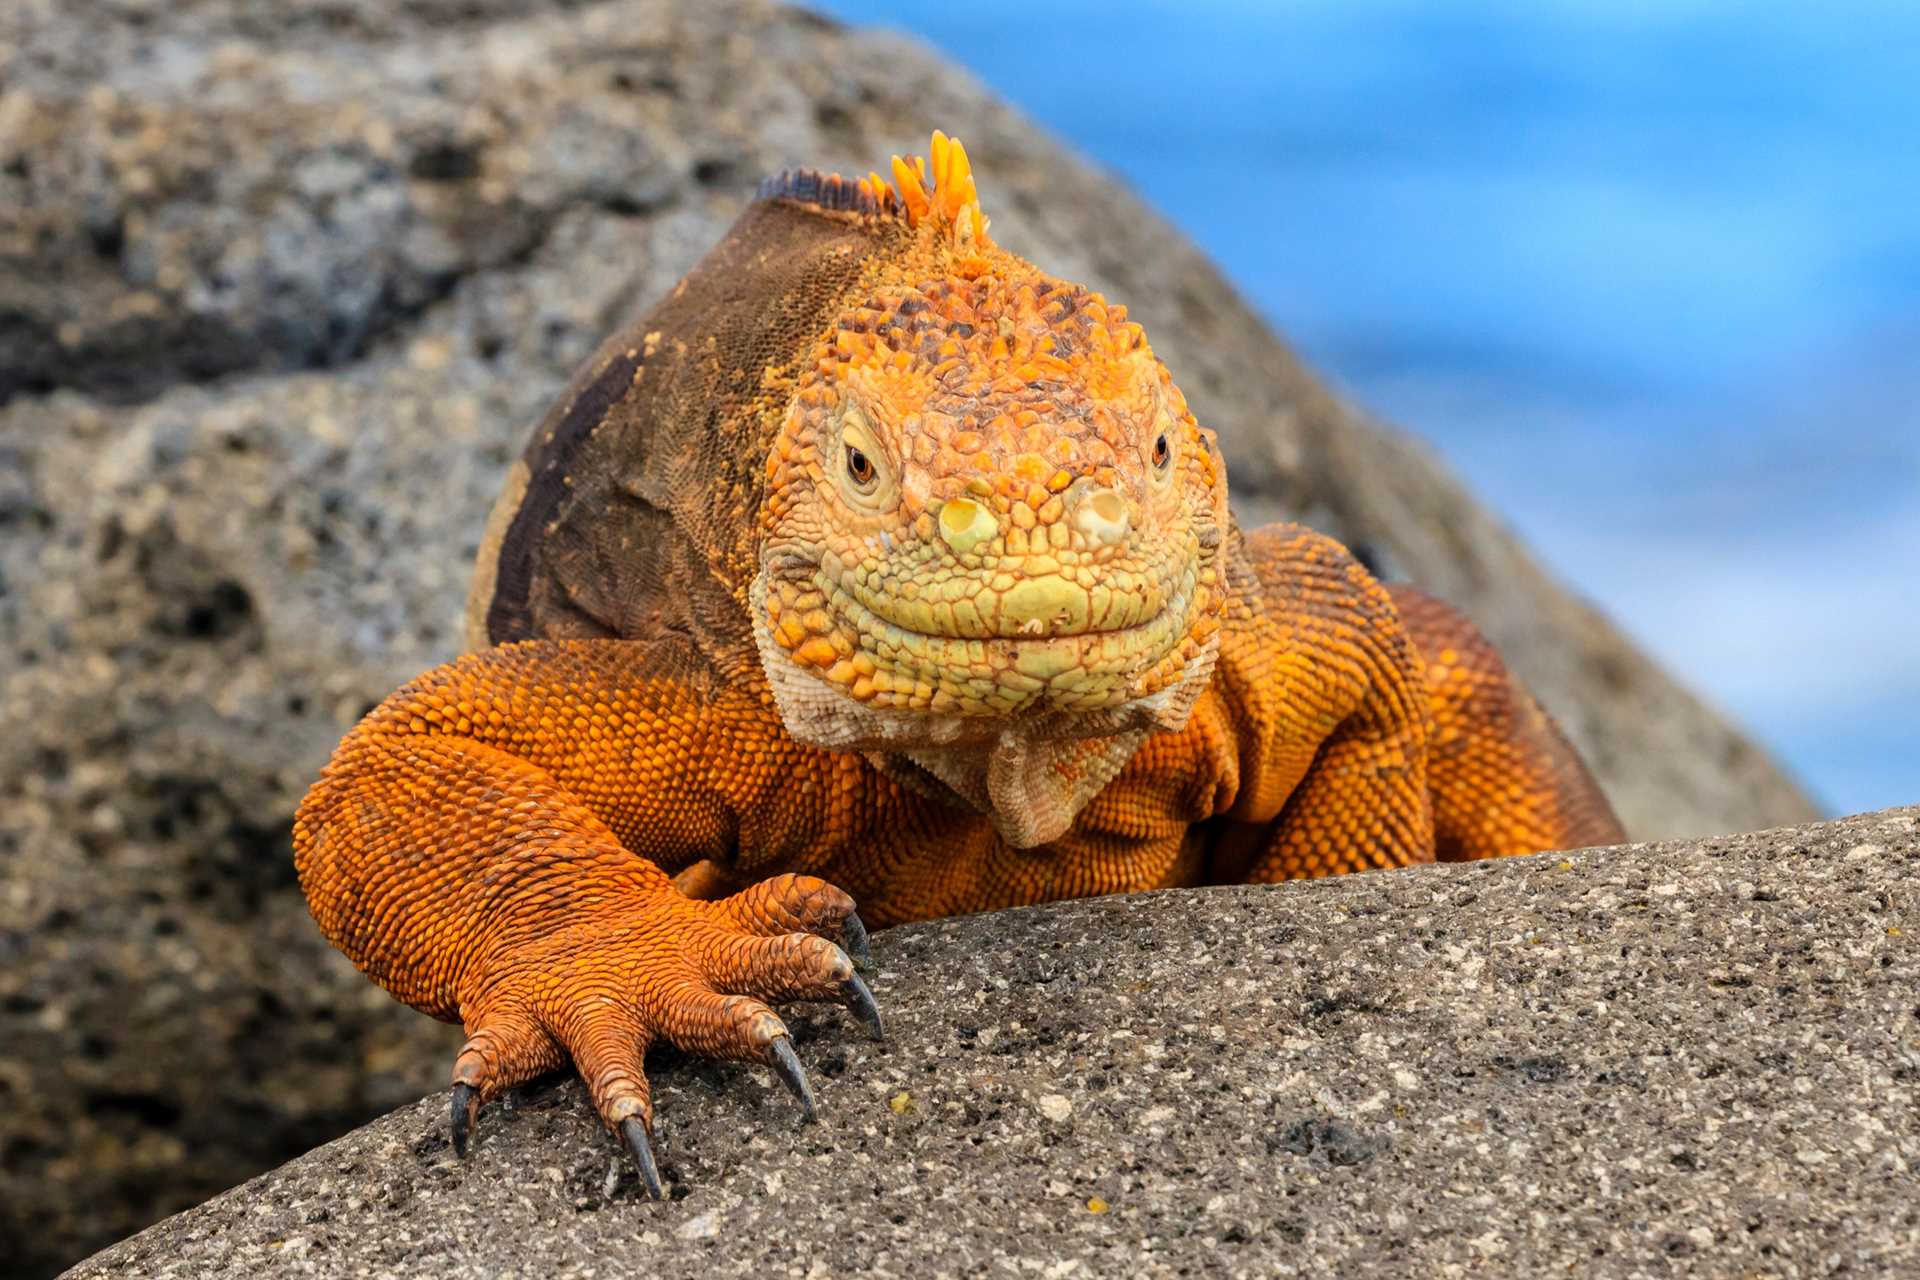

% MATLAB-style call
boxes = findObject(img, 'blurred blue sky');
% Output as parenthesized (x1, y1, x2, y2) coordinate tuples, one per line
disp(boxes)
(812, 0, 1919, 818)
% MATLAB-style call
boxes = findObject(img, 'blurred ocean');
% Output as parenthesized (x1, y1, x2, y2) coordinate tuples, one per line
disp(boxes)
(812, 0, 1919, 818)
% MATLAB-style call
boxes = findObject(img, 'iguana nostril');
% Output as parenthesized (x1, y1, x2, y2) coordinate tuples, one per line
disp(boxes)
(938, 497, 998, 555)
(1073, 487, 1130, 546)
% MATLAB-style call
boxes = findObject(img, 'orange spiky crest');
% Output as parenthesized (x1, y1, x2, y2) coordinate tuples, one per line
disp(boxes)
(883, 130, 991, 247)
(761, 131, 993, 249)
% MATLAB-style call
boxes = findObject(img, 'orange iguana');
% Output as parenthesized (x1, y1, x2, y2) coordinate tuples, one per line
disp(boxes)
(294, 132, 1623, 1196)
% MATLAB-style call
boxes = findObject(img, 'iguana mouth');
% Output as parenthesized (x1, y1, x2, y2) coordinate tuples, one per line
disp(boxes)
(821, 566, 1200, 712)
(827, 558, 1192, 642)
(833, 556, 1190, 640)
(757, 550, 1214, 719)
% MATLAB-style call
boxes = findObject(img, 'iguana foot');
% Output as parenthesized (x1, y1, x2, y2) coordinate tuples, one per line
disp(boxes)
(446, 873, 879, 1197)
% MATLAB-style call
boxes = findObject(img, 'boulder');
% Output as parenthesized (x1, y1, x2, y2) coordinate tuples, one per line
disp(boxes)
(69, 808, 1920, 1278)
(0, 0, 1818, 1273)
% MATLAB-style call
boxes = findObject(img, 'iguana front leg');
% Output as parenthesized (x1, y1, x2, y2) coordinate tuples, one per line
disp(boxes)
(1209, 523, 1440, 880)
(1215, 522, 1619, 880)
(293, 639, 880, 1194)
(1245, 701, 1437, 880)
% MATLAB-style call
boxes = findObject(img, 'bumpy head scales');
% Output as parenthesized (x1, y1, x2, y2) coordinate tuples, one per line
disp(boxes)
(749, 131, 1230, 816)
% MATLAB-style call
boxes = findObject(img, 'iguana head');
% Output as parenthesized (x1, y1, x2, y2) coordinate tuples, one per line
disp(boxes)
(468, 128, 1233, 845)
(751, 133, 1230, 773)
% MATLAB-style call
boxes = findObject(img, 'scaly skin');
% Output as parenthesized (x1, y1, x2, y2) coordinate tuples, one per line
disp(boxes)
(294, 132, 1623, 1193)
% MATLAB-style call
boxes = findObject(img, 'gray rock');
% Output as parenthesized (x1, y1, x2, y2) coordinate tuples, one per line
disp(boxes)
(66, 807, 1920, 1278)
(0, 0, 1821, 1273)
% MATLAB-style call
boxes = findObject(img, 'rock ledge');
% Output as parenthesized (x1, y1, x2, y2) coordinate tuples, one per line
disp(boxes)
(70, 807, 1920, 1278)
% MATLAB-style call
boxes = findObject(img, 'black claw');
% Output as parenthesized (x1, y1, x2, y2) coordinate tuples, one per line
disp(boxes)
(842, 911, 874, 972)
(450, 1083, 479, 1158)
(840, 972, 885, 1041)
(621, 1117, 664, 1199)
(766, 1036, 817, 1120)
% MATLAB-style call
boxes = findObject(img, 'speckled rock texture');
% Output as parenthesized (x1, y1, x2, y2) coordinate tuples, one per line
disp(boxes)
(1, 0, 1820, 1273)
(67, 808, 1920, 1278)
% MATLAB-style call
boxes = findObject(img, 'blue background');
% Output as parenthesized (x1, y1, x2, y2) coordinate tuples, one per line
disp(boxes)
(812, 0, 1919, 819)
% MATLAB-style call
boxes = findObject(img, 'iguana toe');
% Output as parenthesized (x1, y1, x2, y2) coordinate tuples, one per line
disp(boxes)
(449, 1082, 479, 1158)
(841, 972, 884, 1040)
(765, 1036, 817, 1120)
(714, 873, 871, 967)
(620, 1117, 664, 1199)
(841, 911, 874, 972)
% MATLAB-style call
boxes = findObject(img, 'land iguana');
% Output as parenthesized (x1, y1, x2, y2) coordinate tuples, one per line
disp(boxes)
(294, 132, 1623, 1195)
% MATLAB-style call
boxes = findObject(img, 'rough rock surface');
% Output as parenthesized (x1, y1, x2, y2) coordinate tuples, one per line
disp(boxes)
(69, 808, 1920, 1278)
(0, 0, 1819, 1273)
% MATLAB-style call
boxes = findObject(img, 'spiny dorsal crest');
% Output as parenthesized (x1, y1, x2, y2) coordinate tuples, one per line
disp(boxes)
(757, 129, 993, 248)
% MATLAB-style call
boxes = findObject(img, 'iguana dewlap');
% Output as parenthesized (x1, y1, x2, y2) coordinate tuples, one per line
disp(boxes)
(294, 132, 1622, 1194)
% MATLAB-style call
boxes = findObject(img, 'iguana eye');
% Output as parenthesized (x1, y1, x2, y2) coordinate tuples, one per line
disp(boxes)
(846, 444, 876, 489)
(833, 408, 898, 512)
(1152, 434, 1171, 470)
